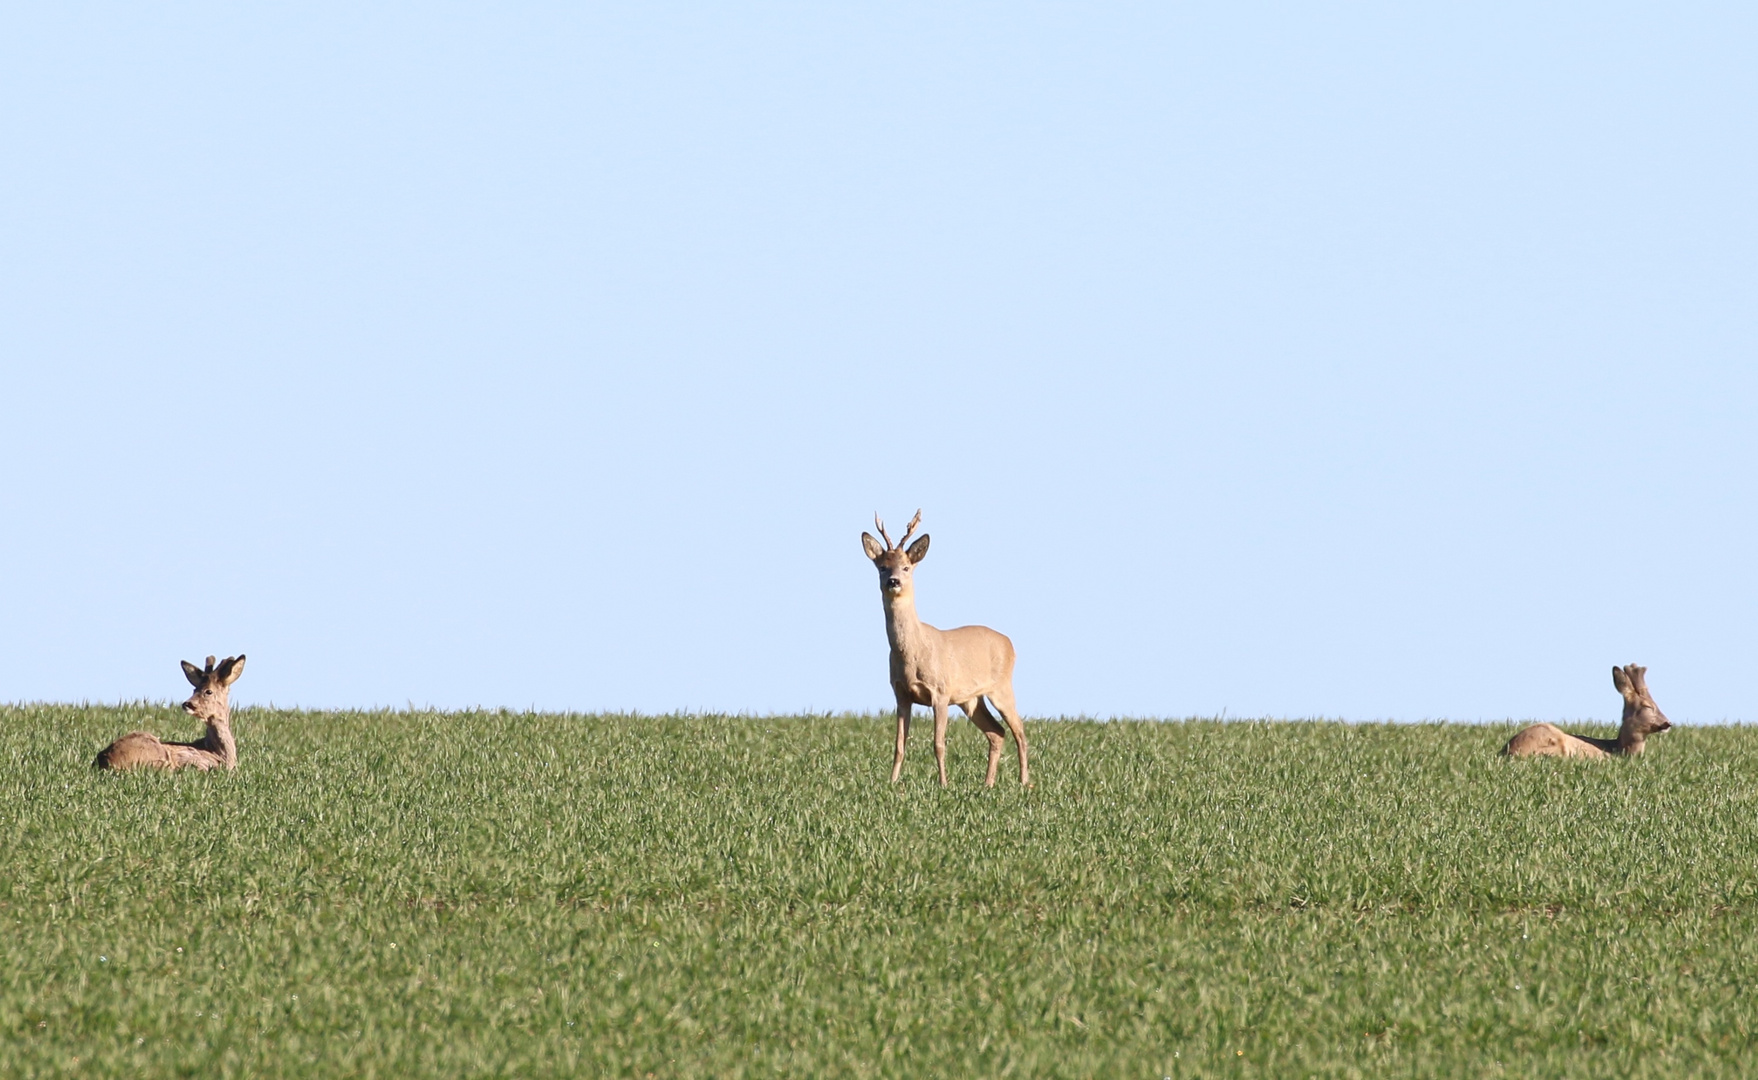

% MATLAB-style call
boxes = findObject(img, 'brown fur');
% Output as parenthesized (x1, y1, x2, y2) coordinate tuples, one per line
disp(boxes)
(93, 655, 246, 771)
(862, 511, 1029, 787)
(1502, 664, 1671, 759)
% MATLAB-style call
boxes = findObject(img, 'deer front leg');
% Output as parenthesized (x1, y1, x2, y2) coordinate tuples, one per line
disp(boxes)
(932, 701, 950, 787)
(890, 694, 912, 783)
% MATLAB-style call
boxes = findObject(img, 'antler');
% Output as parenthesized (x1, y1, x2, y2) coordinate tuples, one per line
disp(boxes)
(896, 509, 923, 549)
(873, 513, 894, 551)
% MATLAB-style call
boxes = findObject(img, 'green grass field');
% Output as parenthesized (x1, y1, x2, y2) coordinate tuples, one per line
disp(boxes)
(2, 706, 1755, 1077)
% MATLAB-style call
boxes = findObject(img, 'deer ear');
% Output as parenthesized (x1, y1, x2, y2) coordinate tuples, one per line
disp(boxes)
(1612, 665, 1635, 698)
(181, 660, 205, 687)
(1629, 665, 1650, 695)
(218, 655, 246, 686)
(861, 533, 885, 560)
(906, 534, 930, 564)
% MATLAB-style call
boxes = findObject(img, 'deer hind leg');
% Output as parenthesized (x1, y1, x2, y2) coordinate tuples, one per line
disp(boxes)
(891, 697, 912, 783)
(963, 699, 1007, 788)
(987, 687, 1030, 787)
(94, 731, 172, 771)
(932, 702, 951, 787)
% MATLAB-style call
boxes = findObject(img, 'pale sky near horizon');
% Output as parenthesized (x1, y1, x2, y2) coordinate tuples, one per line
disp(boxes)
(2, 3, 1754, 722)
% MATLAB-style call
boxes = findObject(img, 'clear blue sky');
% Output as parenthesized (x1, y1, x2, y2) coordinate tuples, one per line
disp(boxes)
(2, 3, 1753, 722)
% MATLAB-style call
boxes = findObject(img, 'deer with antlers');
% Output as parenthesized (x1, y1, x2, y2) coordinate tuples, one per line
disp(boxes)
(861, 511, 1029, 787)
(93, 655, 246, 771)
(1502, 664, 1672, 758)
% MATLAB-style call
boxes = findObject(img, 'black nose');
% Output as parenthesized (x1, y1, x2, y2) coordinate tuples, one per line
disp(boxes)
(182, 702, 197, 714)
(886, 577, 902, 588)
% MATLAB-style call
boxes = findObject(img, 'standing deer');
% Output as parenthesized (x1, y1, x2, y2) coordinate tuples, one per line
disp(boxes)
(862, 511, 1029, 787)
(93, 655, 246, 771)
(1502, 664, 1672, 758)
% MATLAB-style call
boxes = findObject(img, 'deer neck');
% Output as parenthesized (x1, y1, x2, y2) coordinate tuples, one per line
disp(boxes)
(200, 707, 238, 769)
(1614, 705, 1646, 755)
(881, 590, 930, 658)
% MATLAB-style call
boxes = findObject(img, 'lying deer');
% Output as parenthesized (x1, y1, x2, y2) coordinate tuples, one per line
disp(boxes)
(93, 655, 246, 771)
(1502, 664, 1672, 758)
(862, 511, 1029, 787)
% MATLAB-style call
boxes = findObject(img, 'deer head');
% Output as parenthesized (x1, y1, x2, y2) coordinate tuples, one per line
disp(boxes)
(1613, 663, 1670, 741)
(181, 654, 246, 723)
(861, 510, 930, 600)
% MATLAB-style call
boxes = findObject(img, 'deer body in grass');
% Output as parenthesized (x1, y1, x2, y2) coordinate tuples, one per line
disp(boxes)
(94, 655, 246, 771)
(1502, 664, 1671, 759)
(862, 511, 1029, 787)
